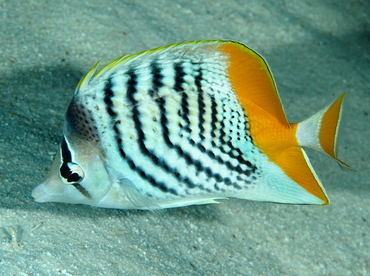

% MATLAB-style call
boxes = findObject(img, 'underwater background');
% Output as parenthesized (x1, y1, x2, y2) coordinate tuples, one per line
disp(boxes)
(0, 0, 369, 275)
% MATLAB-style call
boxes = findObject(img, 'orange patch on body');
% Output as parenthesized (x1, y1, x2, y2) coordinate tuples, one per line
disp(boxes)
(220, 42, 328, 204)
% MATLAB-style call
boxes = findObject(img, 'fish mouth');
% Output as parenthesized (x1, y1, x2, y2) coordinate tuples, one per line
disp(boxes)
(32, 179, 67, 203)
(32, 182, 74, 204)
(32, 183, 52, 202)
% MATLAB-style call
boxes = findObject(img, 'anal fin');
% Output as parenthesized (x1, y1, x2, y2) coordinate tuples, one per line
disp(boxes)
(118, 177, 163, 214)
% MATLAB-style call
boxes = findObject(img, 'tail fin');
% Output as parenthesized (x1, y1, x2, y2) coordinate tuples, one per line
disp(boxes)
(295, 93, 349, 168)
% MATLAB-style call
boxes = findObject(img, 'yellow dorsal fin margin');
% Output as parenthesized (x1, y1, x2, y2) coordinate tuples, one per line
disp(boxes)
(93, 54, 130, 78)
(75, 60, 102, 94)
(219, 42, 290, 128)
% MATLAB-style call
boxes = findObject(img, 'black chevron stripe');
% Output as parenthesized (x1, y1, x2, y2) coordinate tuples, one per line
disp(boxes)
(195, 68, 206, 140)
(175, 63, 191, 134)
(207, 94, 257, 177)
(156, 63, 246, 189)
(100, 73, 177, 195)
(174, 62, 186, 92)
(104, 62, 256, 194)
(193, 69, 255, 187)
(209, 95, 218, 139)
(103, 78, 118, 118)
(156, 97, 199, 189)
(123, 67, 205, 193)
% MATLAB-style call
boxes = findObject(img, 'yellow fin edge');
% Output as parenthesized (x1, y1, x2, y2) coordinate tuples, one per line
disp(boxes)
(75, 60, 102, 92)
(319, 93, 350, 168)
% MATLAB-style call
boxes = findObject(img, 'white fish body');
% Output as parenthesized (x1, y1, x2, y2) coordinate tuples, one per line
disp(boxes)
(32, 40, 348, 210)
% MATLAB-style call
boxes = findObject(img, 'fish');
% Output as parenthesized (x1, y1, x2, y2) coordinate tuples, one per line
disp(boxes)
(32, 40, 349, 210)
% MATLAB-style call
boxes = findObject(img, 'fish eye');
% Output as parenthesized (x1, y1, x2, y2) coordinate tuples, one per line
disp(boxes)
(60, 162, 85, 184)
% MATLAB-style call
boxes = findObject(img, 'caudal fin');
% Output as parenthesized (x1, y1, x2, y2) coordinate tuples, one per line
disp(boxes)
(295, 93, 349, 168)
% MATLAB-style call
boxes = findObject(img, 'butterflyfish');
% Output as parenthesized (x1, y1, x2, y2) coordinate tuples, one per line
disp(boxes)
(32, 40, 348, 210)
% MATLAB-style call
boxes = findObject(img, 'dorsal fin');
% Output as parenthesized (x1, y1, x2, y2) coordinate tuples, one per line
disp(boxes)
(75, 60, 102, 94)
(94, 54, 130, 78)
(219, 41, 289, 128)
(75, 55, 130, 95)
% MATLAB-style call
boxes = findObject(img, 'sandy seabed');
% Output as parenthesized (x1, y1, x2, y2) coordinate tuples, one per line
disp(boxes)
(1, 1, 369, 275)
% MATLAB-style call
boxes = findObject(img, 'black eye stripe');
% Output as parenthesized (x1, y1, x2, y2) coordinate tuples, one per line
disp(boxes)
(59, 136, 84, 183)
(59, 137, 89, 197)
(60, 162, 72, 179)
(60, 136, 74, 179)
(67, 172, 82, 183)
(61, 136, 72, 162)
